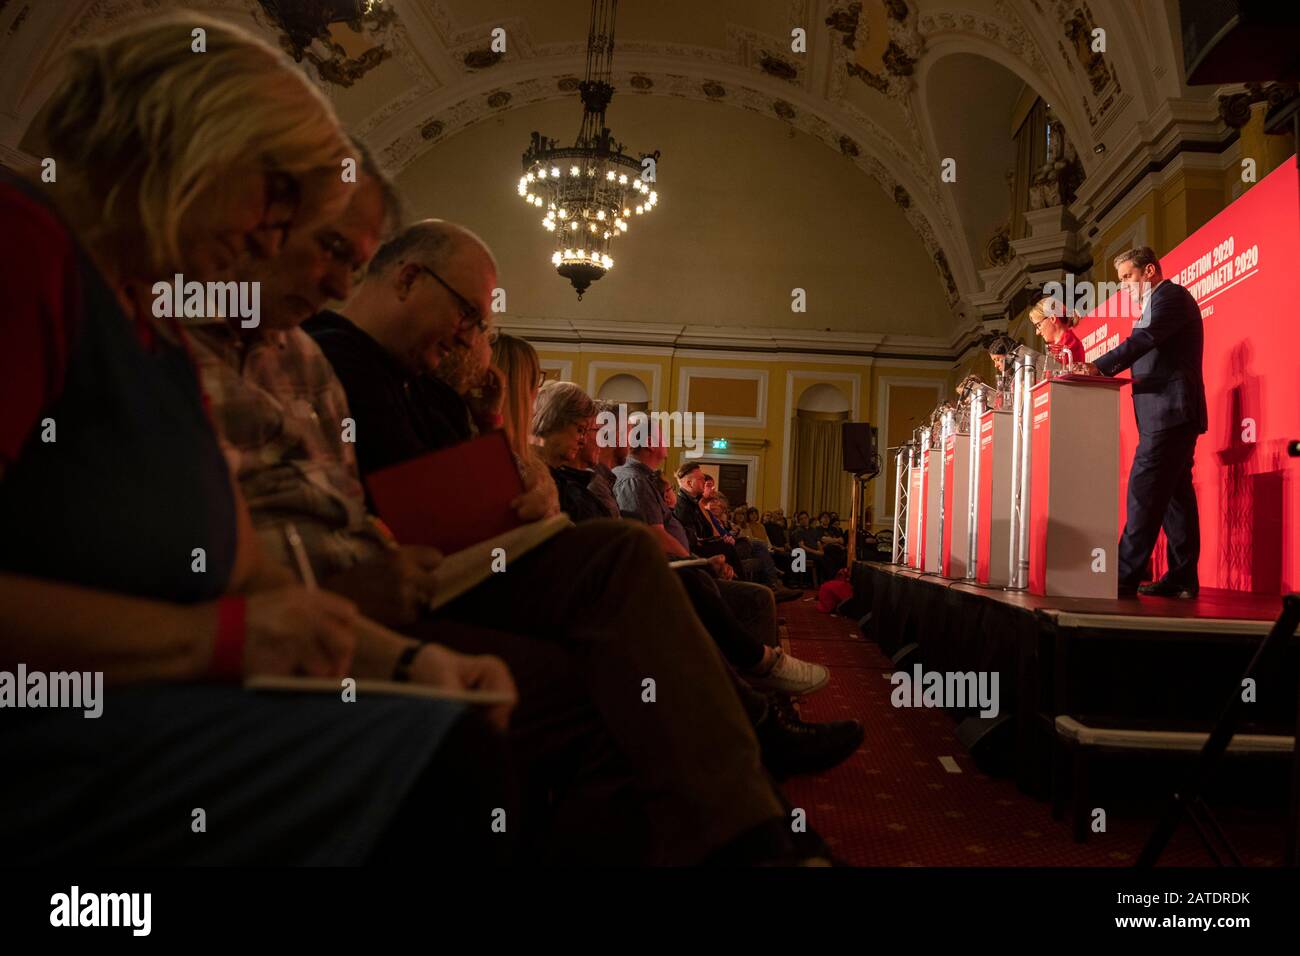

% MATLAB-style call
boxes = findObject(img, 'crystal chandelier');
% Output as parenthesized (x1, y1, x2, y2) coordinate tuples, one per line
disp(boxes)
(517, 0, 660, 298)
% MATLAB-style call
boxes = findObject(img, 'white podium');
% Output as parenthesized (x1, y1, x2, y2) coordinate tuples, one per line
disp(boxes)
(941, 428, 971, 578)
(907, 447, 928, 569)
(975, 408, 1015, 587)
(924, 446, 943, 573)
(1026, 375, 1125, 597)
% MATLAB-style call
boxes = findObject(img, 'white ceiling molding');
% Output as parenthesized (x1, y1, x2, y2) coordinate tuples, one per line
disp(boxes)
(496, 314, 970, 361)
(1068, 95, 1230, 229)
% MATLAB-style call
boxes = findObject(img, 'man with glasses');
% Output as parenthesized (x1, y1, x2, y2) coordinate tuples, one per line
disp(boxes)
(303, 220, 509, 482)
(307, 219, 838, 863)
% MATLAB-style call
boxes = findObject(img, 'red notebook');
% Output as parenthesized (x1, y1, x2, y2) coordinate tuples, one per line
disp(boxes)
(364, 431, 524, 554)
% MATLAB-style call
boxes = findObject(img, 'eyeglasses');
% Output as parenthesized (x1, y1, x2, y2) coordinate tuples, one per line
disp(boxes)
(412, 264, 488, 334)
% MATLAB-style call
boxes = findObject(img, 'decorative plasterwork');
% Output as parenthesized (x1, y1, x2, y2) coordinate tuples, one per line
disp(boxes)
(376, 61, 967, 312)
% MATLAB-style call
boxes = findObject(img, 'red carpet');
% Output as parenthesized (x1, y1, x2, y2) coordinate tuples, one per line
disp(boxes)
(779, 592, 1287, 866)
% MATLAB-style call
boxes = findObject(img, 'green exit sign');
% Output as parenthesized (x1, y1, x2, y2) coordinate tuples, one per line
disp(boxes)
(712, 438, 728, 449)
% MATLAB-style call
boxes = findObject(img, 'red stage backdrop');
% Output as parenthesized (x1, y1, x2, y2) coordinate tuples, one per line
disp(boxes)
(1071, 160, 1300, 594)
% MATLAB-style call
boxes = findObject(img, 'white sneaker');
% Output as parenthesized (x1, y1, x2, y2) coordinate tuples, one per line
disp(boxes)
(747, 648, 829, 697)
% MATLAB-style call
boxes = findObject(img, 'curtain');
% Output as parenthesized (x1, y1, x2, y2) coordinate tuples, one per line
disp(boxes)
(1009, 97, 1047, 241)
(790, 416, 850, 516)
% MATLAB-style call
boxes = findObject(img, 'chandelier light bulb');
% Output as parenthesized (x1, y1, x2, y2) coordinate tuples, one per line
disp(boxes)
(570, 166, 580, 177)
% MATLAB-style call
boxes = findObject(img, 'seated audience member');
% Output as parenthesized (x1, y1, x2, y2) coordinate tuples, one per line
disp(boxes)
(674, 462, 736, 560)
(187, 150, 666, 862)
(702, 475, 797, 600)
(0, 16, 518, 865)
(674, 462, 765, 586)
(744, 508, 771, 544)
(608, 415, 825, 693)
(765, 512, 791, 548)
(524, 376, 860, 771)
(305, 220, 832, 863)
(583, 399, 623, 519)
(788, 510, 829, 582)
(430, 312, 496, 440)
(609, 426, 862, 772)
(531, 379, 611, 524)
(818, 512, 849, 577)
(489, 332, 561, 516)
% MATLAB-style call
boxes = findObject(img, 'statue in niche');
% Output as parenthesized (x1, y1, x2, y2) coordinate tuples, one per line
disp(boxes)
(1028, 114, 1083, 210)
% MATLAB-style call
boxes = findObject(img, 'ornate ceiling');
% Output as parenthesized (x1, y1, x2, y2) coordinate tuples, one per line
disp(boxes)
(0, 0, 1215, 354)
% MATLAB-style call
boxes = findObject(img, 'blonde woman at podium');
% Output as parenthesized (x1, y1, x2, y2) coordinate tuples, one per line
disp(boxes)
(1029, 296, 1084, 368)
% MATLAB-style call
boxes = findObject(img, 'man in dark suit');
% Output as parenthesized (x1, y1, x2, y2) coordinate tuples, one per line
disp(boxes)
(1085, 246, 1207, 597)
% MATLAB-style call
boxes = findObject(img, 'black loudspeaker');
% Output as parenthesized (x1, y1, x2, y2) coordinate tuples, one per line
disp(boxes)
(841, 422, 878, 474)
(1179, 0, 1300, 84)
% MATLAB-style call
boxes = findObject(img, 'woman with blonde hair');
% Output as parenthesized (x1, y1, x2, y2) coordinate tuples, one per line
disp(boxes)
(491, 332, 561, 517)
(0, 14, 515, 865)
(1029, 295, 1085, 366)
(490, 332, 544, 459)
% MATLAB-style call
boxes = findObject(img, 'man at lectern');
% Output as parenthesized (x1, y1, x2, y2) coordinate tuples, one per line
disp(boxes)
(1083, 246, 1207, 598)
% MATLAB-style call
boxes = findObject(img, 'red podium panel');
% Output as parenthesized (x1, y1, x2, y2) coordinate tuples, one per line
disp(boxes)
(924, 448, 943, 572)
(907, 456, 924, 568)
(975, 409, 1014, 586)
(1027, 376, 1124, 597)
(941, 431, 970, 577)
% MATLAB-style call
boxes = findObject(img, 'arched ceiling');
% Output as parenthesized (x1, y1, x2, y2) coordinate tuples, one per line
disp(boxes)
(400, 94, 955, 336)
(0, 0, 1203, 353)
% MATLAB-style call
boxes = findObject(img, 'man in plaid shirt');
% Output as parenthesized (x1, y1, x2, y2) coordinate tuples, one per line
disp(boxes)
(188, 312, 391, 581)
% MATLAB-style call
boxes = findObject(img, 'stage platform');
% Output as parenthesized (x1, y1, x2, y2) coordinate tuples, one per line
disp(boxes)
(852, 561, 1298, 796)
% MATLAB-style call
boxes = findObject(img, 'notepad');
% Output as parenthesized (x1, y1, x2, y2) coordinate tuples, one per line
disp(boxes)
(364, 431, 524, 555)
(426, 512, 572, 611)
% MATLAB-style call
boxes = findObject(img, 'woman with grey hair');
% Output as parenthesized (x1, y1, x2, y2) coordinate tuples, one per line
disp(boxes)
(532, 380, 610, 522)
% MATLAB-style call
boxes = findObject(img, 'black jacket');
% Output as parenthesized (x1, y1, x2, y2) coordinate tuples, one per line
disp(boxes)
(305, 310, 473, 478)
(551, 465, 610, 524)
(1093, 280, 1207, 434)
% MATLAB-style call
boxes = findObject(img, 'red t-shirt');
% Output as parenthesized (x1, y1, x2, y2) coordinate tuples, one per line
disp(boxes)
(0, 180, 78, 466)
